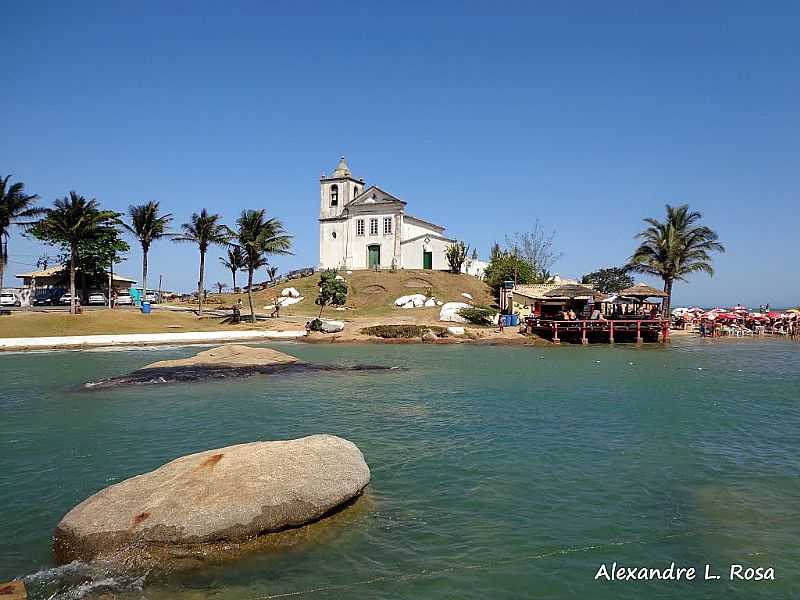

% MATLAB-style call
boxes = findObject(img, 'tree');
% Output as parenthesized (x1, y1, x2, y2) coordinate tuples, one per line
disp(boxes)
(470, 247, 479, 261)
(581, 266, 634, 294)
(266, 265, 279, 283)
(29, 192, 117, 314)
(172, 209, 232, 316)
(505, 220, 562, 281)
(215, 282, 226, 294)
(235, 209, 292, 322)
(483, 252, 538, 296)
(315, 270, 347, 318)
(57, 221, 129, 301)
(0, 175, 43, 292)
(489, 241, 502, 261)
(123, 201, 173, 305)
(445, 241, 469, 274)
(220, 246, 246, 292)
(628, 204, 724, 316)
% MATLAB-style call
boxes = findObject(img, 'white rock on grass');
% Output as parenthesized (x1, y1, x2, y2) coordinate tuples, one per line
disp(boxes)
(446, 326, 465, 335)
(461, 292, 473, 300)
(335, 275, 346, 281)
(320, 320, 345, 333)
(281, 287, 300, 298)
(424, 298, 436, 307)
(439, 302, 470, 323)
(395, 294, 427, 308)
(53, 435, 370, 564)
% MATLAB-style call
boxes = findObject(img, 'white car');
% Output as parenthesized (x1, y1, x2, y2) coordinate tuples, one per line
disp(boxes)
(0, 292, 20, 307)
(87, 292, 107, 305)
(116, 293, 133, 306)
(59, 293, 73, 305)
(144, 292, 159, 303)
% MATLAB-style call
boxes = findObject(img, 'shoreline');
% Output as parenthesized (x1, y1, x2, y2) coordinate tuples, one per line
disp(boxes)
(0, 329, 307, 352)
(0, 326, 709, 353)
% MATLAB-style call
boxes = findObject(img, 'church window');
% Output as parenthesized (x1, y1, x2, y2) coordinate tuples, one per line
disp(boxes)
(369, 218, 379, 235)
(353, 187, 359, 198)
(356, 219, 365, 236)
(331, 231, 337, 239)
(330, 185, 338, 207)
(383, 217, 392, 235)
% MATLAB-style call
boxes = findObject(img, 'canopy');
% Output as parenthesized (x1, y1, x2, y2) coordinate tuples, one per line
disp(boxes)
(542, 284, 595, 300)
(616, 283, 668, 298)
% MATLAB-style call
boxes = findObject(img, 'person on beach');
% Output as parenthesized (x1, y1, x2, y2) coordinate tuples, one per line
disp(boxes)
(498, 313, 505, 333)
(232, 299, 241, 323)
(590, 306, 604, 320)
(567, 308, 577, 321)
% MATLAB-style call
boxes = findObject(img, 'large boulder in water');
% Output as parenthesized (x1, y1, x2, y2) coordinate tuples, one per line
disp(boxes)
(53, 435, 370, 564)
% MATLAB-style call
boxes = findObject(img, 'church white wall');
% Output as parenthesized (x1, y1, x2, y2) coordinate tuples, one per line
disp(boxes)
(346, 212, 399, 269)
(402, 219, 442, 240)
(319, 220, 347, 269)
(401, 236, 451, 270)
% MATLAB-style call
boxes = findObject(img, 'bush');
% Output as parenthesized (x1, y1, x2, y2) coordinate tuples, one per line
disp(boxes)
(457, 305, 498, 325)
(361, 324, 446, 338)
(308, 318, 324, 332)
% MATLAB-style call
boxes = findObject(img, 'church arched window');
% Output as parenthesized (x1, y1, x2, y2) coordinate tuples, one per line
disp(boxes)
(353, 186, 359, 198)
(330, 185, 339, 207)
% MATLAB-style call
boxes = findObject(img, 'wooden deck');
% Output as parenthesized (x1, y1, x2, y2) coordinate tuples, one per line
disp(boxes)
(524, 318, 668, 344)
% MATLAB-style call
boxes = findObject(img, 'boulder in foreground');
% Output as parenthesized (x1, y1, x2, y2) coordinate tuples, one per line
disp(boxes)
(53, 434, 370, 564)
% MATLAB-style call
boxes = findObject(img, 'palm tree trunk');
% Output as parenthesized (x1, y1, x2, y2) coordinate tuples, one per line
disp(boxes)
(0, 238, 6, 294)
(663, 278, 673, 318)
(198, 249, 205, 316)
(247, 268, 255, 322)
(142, 249, 148, 308)
(232, 270, 237, 294)
(69, 246, 77, 315)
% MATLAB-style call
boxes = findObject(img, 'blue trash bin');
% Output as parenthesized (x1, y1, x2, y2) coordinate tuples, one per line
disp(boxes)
(141, 301, 151, 314)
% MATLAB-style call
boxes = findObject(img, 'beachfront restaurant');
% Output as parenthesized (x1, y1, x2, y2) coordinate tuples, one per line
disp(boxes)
(515, 282, 669, 343)
(16, 266, 137, 294)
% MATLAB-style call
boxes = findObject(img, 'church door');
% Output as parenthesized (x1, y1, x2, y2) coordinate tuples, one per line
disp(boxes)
(368, 245, 381, 269)
(423, 251, 433, 270)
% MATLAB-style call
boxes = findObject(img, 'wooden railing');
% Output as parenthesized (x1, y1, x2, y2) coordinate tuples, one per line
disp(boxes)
(524, 318, 669, 344)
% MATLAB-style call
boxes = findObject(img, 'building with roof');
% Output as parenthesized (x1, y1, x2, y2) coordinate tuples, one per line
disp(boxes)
(15, 265, 136, 292)
(318, 157, 455, 270)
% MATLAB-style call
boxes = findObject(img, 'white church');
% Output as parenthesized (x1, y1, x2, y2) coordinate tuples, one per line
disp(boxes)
(318, 157, 455, 271)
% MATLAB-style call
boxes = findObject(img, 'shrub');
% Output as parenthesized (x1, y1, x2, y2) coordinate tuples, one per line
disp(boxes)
(457, 305, 498, 325)
(361, 324, 446, 338)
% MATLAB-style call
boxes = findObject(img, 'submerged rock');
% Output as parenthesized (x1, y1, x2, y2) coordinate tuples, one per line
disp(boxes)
(53, 435, 370, 565)
(80, 344, 400, 389)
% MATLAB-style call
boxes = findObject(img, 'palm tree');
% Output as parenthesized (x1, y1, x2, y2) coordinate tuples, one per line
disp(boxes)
(219, 246, 246, 293)
(30, 193, 117, 314)
(215, 281, 226, 295)
(235, 209, 292, 321)
(266, 265, 279, 283)
(172, 209, 232, 316)
(628, 204, 724, 316)
(123, 201, 173, 306)
(0, 175, 43, 292)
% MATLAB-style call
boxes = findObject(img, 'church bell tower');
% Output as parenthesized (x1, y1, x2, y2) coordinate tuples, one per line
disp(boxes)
(319, 156, 364, 220)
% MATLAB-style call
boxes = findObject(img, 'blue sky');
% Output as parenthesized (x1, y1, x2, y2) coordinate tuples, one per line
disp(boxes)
(3, 1, 798, 307)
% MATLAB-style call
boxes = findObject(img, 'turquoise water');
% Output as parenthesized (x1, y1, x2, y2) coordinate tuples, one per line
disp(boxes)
(1, 339, 799, 599)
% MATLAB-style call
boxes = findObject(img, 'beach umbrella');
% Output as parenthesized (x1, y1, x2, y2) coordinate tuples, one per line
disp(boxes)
(616, 283, 669, 299)
(767, 311, 784, 319)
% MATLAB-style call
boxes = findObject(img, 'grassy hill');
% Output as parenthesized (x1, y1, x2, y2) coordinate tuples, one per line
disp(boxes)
(210, 270, 495, 319)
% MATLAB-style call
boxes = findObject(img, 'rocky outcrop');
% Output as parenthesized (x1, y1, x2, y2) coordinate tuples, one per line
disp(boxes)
(143, 345, 298, 370)
(281, 287, 300, 298)
(81, 345, 397, 389)
(53, 435, 370, 565)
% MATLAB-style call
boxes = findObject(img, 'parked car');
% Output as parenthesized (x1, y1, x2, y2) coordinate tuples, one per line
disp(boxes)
(32, 289, 62, 306)
(59, 293, 73, 305)
(0, 291, 20, 307)
(116, 292, 133, 306)
(144, 292, 159, 303)
(87, 291, 107, 305)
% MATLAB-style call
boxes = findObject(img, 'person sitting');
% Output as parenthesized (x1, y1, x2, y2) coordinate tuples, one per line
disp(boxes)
(590, 306, 605, 320)
(567, 309, 577, 321)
